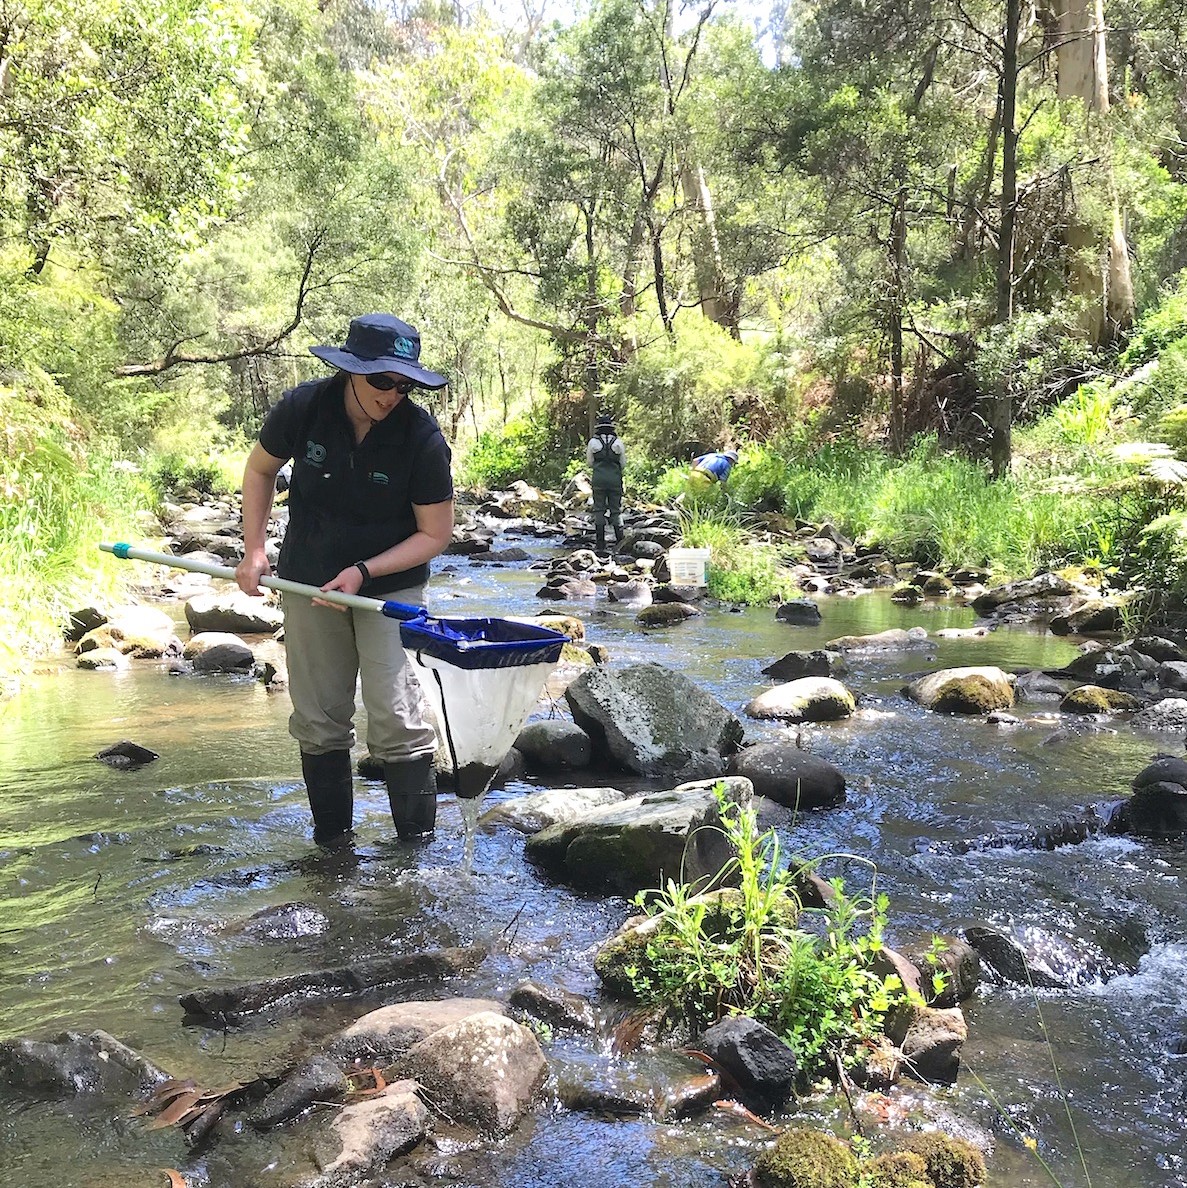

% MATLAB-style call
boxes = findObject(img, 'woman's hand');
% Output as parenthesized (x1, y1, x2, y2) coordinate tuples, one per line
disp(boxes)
(315, 564, 366, 610)
(235, 550, 272, 596)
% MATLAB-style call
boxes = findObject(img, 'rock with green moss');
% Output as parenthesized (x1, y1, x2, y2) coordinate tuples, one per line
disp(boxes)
(904, 667, 1014, 714)
(753, 1127, 858, 1188)
(593, 886, 800, 1000)
(898, 1133, 986, 1188)
(1060, 684, 1141, 714)
(863, 1150, 933, 1188)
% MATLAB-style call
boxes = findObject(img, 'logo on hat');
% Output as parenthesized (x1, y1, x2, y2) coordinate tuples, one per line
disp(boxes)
(392, 336, 415, 360)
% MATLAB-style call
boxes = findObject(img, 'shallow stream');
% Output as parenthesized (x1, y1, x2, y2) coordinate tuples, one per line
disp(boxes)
(1, 544, 1185, 1187)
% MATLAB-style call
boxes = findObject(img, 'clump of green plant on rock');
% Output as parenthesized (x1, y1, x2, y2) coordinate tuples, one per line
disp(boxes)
(595, 790, 910, 1080)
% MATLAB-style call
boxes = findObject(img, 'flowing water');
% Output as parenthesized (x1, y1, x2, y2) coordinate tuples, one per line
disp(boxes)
(1, 544, 1185, 1187)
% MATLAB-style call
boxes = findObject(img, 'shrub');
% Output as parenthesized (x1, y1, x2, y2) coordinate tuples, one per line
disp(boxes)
(619, 790, 906, 1077)
(457, 411, 575, 490)
(678, 506, 798, 605)
(0, 372, 146, 681)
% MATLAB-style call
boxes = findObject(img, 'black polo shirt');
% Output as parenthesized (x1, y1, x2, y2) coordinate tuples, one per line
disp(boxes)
(259, 375, 453, 594)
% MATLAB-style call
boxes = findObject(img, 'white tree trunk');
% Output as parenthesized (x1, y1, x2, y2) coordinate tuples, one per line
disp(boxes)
(1055, 0, 1135, 340)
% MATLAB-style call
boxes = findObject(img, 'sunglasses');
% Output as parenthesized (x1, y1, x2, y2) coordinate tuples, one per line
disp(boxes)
(364, 373, 415, 394)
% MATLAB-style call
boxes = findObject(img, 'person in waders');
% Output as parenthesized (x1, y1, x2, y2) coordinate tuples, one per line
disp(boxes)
(586, 413, 625, 555)
(234, 314, 454, 846)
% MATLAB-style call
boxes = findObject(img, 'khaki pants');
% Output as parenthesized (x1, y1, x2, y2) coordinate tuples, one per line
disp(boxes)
(283, 587, 437, 762)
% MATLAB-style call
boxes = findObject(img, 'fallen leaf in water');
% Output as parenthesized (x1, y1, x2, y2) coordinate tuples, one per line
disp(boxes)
(712, 1099, 778, 1131)
(162, 1169, 187, 1187)
(131, 1079, 198, 1117)
(146, 1090, 205, 1129)
(346, 1066, 389, 1099)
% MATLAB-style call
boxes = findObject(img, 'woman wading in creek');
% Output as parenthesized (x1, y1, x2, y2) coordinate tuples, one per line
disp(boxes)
(235, 314, 454, 845)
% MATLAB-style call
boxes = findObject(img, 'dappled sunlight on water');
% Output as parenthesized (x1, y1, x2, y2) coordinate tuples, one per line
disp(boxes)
(1, 554, 1185, 1186)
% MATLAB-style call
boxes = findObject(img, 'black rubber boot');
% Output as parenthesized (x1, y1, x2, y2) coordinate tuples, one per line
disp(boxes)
(384, 756, 437, 841)
(595, 525, 606, 554)
(300, 750, 354, 846)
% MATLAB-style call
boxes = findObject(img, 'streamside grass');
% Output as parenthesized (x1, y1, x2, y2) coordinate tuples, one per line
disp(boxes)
(677, 504, 799, 605)
(1, 378, 146, 684)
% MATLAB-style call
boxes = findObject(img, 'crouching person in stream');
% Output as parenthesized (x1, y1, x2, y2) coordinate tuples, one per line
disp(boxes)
(235, 313, 455, 845)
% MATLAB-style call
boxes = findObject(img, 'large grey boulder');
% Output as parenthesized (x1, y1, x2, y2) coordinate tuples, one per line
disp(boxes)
(728, 742, 846, 809)
(184, 631, 255, 672)
(744, 677, 855, 722)
(564, 663, 743, 778)
(305, 1080, 428, 1187)
(1132, 697, 1187, 731)
(479, 787, 627, 834)
(76, 605, 180, 658)
(393, 1011, 546, 1135)
(326, 999, 504, 1065)
(826, 627, 928, 652)
(904, 667, 1014, 714)
(514, 720, 593, 769)
(971, 572, 1084, 615)
(525, 777, 753, 895)
(184, 591, 283, 634)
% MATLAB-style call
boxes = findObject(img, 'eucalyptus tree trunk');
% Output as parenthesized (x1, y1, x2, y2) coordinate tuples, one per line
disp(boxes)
(1055, 0, 1135, 342)
(990, 0, 1022, 480)
(618, 211, 646, 364)
(678, 154, 737, 336)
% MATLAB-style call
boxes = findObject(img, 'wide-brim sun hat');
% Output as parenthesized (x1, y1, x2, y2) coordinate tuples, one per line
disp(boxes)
(310, 313, 449, 389)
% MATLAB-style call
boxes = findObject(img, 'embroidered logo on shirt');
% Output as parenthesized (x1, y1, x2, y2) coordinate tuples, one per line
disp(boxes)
(305, 440, 327, 464)
(370, 471, 389, 485)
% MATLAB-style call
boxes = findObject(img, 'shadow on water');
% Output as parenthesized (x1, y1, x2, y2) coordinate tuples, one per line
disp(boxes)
(1, 550, 1186, 1186)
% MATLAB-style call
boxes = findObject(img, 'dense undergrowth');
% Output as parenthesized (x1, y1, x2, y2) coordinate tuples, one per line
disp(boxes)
(0, 372, 147, 685)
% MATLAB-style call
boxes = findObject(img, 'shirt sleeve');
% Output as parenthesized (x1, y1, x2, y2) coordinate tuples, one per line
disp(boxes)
(614, 439, 626, 466)
(258, 391, 300, 461)
(586, 439, 599, 468)
(409, 432, 454, 505)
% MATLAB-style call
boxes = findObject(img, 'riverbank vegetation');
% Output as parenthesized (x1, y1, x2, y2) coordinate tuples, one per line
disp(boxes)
(4, 0, 1187, 679)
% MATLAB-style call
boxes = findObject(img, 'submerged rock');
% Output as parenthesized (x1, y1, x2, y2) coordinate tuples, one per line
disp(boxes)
(479, 786, 626, 834)
(95, 739, 159, 769)
(0, 1030, 169, 1097)
(963, 924, 1117, 989)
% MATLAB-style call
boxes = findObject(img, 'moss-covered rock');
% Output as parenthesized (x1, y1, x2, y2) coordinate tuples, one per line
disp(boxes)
(1059, 684, 1141, 714)
(904, 667, 1014, 714)
(863, 1150, 933, 1188)
(898, 1133, 986, 1188)
(753, 1128, 858, 1188)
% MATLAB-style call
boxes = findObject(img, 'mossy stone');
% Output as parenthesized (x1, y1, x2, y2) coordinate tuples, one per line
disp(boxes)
(898, 1133, 986, 1188)
(1059, 684, 1141, 714)
(932, 675, 1009, 714)
(863, 1150, 933, 1188)
(592, 920, 653, 999)
(753, 1127, 859, 1188)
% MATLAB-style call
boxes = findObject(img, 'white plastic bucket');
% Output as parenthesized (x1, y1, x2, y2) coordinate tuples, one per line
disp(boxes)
(667, 547, 711, 587)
